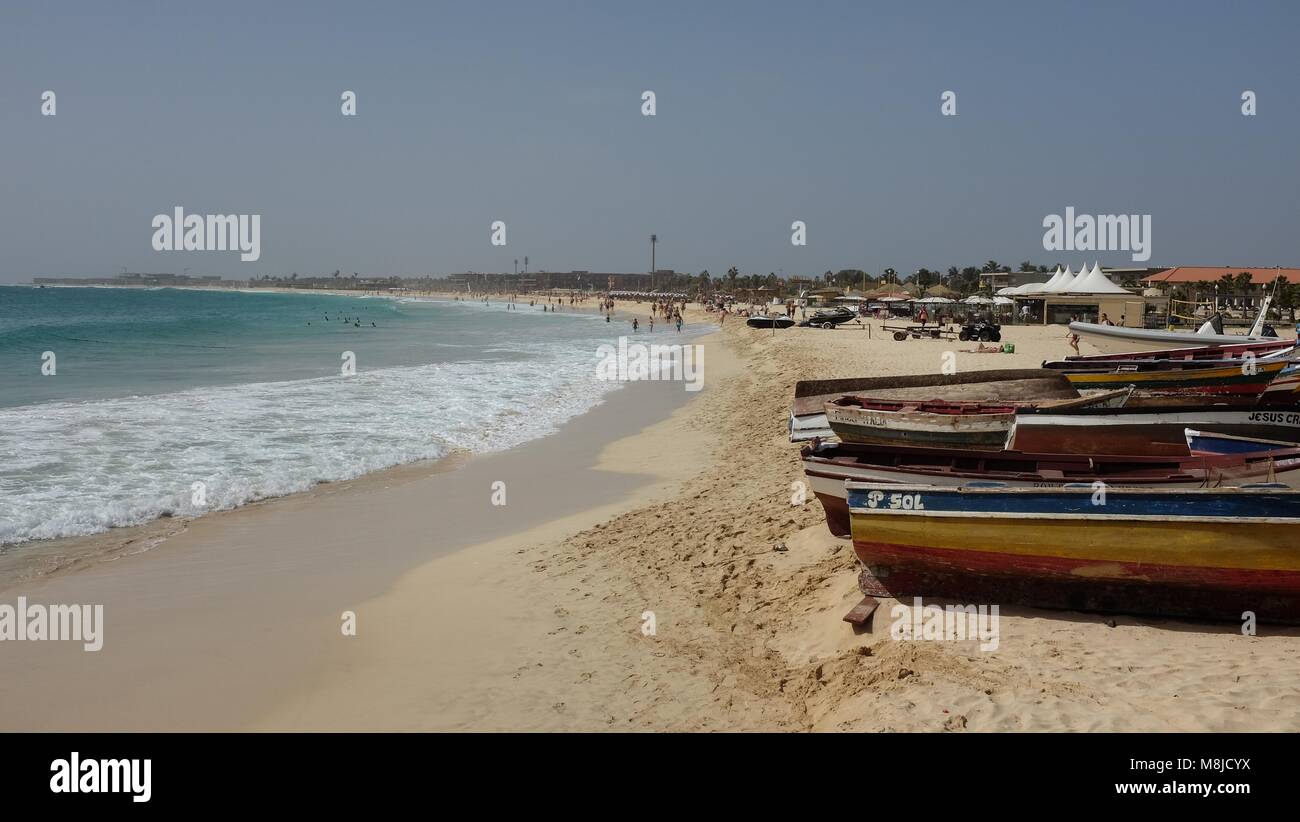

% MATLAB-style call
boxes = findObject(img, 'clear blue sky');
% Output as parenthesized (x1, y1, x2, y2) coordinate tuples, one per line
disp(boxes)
(2, 0, 1297, 282)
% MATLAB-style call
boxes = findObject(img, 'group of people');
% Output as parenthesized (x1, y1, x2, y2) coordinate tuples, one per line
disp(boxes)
(629, 300, 684, 333)
(307, 312, 375, 328)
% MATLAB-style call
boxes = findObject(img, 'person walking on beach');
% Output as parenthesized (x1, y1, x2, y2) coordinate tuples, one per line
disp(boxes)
(649, 316, 654, 332)
(632, 318, 639, 332)
(918, 306, 929, 328)
(676, 316, 682, 333)
(1067, 314, 1081, 355)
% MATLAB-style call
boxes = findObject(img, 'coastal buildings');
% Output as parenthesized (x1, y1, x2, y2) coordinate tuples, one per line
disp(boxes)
(445, 270, 688, 293)
(33, 272, 232, 287)
(1141, 266, 1300, 311)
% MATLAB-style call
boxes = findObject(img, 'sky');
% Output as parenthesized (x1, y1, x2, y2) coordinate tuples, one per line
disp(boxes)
(1, 0, 1298, 283)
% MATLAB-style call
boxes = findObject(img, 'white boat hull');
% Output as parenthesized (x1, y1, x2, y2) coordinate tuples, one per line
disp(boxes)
(1070, 321, 1277, 355)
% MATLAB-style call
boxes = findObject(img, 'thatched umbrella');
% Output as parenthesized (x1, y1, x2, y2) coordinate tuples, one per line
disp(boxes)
(866, 286, 910, 299)
(924, 284, 960, 299)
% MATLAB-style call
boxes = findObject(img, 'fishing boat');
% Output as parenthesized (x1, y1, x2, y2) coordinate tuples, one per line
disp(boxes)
(846, 482, 1300, 622)
(789, 369, 1082, 442)
(823, 387, 1133, 449)
(746, 314, 795, 329)
(1064, 338, 1297, 363)
(1262, 363, 1300, 402)
(1010, 401, 1300, 455)
(803, 439, 1300, 536)
(1184, 429, 1297, 456)
(1070, 293, 1281, 354)
(1044, 356, 1291, 397)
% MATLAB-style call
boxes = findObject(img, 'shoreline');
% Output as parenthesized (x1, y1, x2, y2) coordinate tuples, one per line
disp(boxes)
(249, 318, 1300, 732)
(0, 329, 721, 731)
(6, 307, 1300, 731)
(0, 287, 700, 576)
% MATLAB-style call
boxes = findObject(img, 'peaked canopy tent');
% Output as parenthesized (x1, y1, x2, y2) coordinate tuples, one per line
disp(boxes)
(1044, 265, 1077, 293)
(1039, 266, 1065, 292)
(1068, 263, 1132, 294)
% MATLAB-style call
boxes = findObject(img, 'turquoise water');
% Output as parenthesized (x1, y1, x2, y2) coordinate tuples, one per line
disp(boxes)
(1, 286, 563, 407)
(0, 286, 696, 545)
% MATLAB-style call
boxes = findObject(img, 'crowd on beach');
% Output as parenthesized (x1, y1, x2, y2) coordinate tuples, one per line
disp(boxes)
(627, 297, 686, 333)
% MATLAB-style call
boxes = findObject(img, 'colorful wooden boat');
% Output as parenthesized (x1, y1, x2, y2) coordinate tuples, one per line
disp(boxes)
(789, 369, 1079, 442)
(824, 387, 1132, 449)
(846, 482, 1300, 622)
(1046, 357, 1290, 396)
(1010, 402, 1300, 456)
(1261, 363, 1300, 403)
(1063, 338, 1297, 363)
(804, 440, 1300, 536)
(1185, 429, 1297, 456)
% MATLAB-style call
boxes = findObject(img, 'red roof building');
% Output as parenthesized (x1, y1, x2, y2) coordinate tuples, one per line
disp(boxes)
(1142, 266, 1300, 286)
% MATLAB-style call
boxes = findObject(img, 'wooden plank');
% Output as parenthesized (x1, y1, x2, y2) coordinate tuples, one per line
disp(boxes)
(842, 596, 880, 626)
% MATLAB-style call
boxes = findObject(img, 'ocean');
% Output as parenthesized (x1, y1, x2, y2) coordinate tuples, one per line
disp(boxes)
(0, 286, 680, 547)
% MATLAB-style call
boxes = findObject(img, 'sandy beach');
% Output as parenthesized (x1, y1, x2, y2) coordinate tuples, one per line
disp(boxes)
(2, 300, 1297, 732)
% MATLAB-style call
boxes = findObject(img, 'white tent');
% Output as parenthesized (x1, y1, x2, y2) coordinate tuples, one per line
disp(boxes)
(916, 296, 955, 304)
(1045, 265, 1076, 293)
(1039, 266, 1065, 292)
(1068, 262, 1131, 294)
(993, 296, 1015, 305)
(995, 286, 1019, 296)
(963, 295, 993, 305)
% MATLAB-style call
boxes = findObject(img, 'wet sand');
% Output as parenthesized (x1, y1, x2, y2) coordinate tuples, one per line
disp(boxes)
(0, 335, 713, 731)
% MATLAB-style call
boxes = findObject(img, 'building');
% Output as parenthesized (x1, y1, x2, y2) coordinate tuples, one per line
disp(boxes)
(978, 270, 1044, 292)
(1141, 266, 1299, 309)
(32, 272, 238, 287)
(441, 270, 689, 294)
(1017, 293, 1147, 327)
